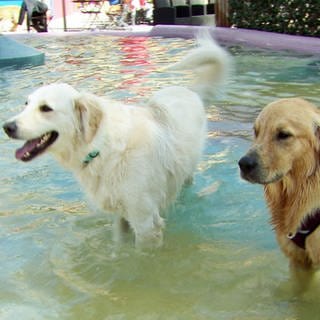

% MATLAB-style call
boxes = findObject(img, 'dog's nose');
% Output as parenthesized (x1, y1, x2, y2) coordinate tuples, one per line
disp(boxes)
(238, 155, 258, 174)
(3, 121, 18, 138)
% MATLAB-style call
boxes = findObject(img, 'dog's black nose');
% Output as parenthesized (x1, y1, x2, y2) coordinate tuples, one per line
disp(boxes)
(238, 155, 258, 174)
(3, 121, 18, 138)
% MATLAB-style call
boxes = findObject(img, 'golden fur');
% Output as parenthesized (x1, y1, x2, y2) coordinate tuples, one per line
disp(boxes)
(239, 98, 320, 271)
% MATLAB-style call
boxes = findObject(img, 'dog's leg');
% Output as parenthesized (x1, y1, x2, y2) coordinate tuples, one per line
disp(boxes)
(184, 176, 194, 186)
(128, 206, 164, 249)
(288, 231, 320, 292)
(289, 262, 315, 293)
(112, 216, 131, 244)
(306, 229, 320, 266)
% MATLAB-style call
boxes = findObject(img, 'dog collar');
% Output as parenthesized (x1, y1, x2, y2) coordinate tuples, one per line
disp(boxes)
(287, 208, 320, 249)
(82, 150, 100, 166)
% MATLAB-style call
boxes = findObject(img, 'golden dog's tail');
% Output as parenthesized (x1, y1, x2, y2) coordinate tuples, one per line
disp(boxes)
(166, 32, 232, 107)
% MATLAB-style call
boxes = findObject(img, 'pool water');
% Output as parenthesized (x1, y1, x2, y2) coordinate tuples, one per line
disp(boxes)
(1, 34, 320, 320)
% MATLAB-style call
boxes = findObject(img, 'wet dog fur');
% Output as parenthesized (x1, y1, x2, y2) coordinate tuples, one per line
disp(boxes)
(3, 35, 231, 249)
(239, 98, 320, 282)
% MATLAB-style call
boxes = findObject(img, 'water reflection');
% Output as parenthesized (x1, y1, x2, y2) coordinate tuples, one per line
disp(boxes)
(0, 34, 320, 319)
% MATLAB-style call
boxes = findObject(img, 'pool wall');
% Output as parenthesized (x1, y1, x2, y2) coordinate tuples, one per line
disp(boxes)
(7, 26, 320, 56)
(3, 25, 319, 71)
(149, 26, 320, 55)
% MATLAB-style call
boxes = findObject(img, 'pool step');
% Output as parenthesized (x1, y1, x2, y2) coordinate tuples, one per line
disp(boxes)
(0, 35, 45, 69)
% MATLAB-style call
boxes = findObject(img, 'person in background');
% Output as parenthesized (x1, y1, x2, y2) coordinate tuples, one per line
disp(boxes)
(120, 0, 148, 26)
(18, 0, 48, 32)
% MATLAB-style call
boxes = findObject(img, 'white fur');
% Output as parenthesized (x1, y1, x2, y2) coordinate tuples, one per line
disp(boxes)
(5, 35, 230, 248)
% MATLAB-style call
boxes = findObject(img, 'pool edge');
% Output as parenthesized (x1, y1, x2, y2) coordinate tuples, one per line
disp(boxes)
(149, 26, 320, 55)
(4, 26, 320, 55)
(0, 35, 45, 69)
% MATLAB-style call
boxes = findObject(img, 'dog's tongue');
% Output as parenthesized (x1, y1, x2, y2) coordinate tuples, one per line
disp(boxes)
(15, 138, 39, 160)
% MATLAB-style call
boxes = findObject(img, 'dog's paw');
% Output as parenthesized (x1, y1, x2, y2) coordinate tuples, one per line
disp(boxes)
(135, 230, 164, 250)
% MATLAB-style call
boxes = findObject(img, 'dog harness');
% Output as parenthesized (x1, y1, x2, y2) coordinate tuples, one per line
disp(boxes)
(82, 150, 100, 166)
(287, 208, 320, 249)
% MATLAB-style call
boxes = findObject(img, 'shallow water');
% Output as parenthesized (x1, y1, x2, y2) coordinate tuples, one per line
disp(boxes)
(0, 34, 320, 320)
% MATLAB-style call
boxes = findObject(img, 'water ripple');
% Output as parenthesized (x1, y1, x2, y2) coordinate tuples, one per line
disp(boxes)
(0, 34, 319, 319)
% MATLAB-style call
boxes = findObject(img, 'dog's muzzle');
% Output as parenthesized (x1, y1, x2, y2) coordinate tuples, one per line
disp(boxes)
(238, 152, 260, 183)
(3, 120, 59, 162)
(3, 121, 18, 139)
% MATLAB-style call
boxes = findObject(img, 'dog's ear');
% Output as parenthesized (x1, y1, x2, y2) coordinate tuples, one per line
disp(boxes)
(74, 93, 103, 143)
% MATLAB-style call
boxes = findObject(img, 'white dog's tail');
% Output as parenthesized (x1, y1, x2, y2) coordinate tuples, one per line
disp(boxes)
(167, 32, 232, 107)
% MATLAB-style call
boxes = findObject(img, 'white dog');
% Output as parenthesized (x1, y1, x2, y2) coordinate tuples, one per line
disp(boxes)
(3, 35, 230, 248)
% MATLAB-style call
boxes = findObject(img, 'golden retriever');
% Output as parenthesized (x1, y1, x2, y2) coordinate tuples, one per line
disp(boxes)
(3, 35, 231, 249)
(239, 98, 320, 277)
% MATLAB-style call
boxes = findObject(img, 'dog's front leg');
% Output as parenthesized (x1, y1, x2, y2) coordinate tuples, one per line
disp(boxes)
(306, 228, 320, 267)
(112, 215, 131, 244)
(128, 206, 164, 249)
(289, 260, 315, 293)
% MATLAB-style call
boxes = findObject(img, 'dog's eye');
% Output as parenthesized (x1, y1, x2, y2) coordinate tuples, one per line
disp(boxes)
(39, 105, 53, 112)
(277, 131, 292, 140)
